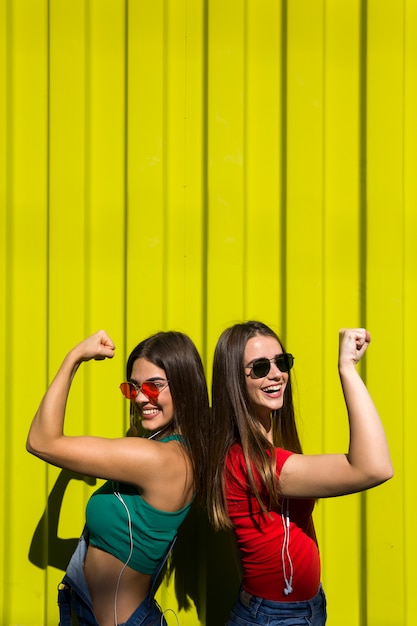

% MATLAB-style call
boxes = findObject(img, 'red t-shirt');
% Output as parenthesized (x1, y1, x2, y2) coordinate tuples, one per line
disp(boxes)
(225, 443, 321, 601)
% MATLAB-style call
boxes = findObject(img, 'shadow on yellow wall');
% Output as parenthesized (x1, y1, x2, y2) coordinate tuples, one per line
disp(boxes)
(29, 470, 97, 571)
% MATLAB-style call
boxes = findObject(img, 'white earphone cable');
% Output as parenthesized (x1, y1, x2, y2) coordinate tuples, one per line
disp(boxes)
(161, 608, 180, 625)
(281, 498, 294, 596)
(113, 485, 134, 626)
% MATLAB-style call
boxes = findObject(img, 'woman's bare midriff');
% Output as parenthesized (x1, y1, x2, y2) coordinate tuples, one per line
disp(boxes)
(84, 545, 153, 626)
(82, 443, 194, 625)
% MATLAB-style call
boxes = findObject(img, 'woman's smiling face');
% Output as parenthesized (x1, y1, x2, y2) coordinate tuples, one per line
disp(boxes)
(130, 357, 174, 434)
(244, 335, 289, 426)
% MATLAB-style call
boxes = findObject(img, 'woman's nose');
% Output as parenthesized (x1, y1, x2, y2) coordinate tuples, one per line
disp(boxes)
(269, 361, 284, 377)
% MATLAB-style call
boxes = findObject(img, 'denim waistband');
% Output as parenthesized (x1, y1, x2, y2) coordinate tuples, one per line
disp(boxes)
(239, 584, 325, 618)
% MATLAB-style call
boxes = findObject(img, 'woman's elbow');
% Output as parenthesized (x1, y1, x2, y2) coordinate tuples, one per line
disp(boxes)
(26, 435, 40, 457)
(26, 432, 47, 460)
(382, 461, 394, 483)
(368, 461, 394, 488)
(26, 430, 35, 454)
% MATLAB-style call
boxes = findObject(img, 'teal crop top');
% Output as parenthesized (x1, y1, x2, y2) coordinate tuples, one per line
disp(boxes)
(85, 435, 193, 575)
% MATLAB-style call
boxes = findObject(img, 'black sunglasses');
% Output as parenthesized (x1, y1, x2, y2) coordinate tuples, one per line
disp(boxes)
(246, 353, 294, 379)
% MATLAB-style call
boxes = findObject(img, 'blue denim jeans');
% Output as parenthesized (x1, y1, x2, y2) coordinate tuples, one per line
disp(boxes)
(226, 585, 327, 626)
(58, 529, 174, 626)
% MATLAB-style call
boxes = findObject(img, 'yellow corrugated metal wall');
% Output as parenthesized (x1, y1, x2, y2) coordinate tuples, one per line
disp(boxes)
(1, 0, 415, 624)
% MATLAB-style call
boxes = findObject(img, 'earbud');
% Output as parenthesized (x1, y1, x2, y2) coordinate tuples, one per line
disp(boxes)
(283, 585, 293, 596)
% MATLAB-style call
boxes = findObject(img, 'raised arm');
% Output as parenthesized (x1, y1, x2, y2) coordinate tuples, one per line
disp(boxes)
(26, 331, 167, 484)
(338, 328, 393, 487)
(279, 328, 394, 498)
(27, 330, 116, 454)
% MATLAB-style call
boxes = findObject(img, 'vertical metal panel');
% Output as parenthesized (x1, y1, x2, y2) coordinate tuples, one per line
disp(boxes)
(2, 2, 49, 624)
(403, 3, 417, 624)
(244, 0, 284, 327)
(127, 0, 166, 337)
(0, 0, 7, 618)
(206, 0, 246, 353)
(319, 1, 364, 622)
(366, 2, 405, 624)
(1, 1, 415, 624)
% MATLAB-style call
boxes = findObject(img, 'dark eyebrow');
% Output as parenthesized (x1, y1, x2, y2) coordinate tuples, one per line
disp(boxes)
(244, 357, 267, 368)
(245, 354, 284, 368)
(130, 376, 166, 384)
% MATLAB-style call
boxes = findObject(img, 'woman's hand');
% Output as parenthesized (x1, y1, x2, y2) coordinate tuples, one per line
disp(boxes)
(73, 330, 116, 363)
(338, 328, 371, 370)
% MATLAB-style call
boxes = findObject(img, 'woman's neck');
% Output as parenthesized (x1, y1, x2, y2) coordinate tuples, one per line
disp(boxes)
(147, 421, 175, 441)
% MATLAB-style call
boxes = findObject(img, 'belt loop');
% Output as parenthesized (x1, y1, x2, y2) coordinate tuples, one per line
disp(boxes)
(57, 583, 72, 626)
(239, 588, 263, 618)
(249, 596, 262, 618)
(240, 588, 252, 607)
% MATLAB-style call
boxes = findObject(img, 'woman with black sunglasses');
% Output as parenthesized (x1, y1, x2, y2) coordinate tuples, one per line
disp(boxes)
(27, 329, 209, 626)
(206, 321, 393, 626)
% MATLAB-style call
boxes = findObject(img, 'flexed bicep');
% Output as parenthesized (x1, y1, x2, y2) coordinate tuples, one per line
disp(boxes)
(278, 452, 382, 499)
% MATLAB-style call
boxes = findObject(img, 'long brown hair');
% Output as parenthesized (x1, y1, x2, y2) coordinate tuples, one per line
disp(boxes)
(207, 321, 302, 530)
(126, 331, 210, 504)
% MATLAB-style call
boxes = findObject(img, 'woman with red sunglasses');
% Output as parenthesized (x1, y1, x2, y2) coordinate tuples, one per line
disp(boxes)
(27, 329, 209, 626)
(206, 321, 393, 626)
